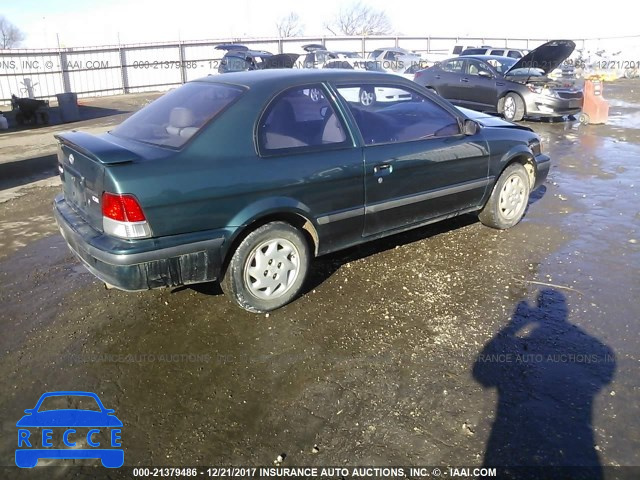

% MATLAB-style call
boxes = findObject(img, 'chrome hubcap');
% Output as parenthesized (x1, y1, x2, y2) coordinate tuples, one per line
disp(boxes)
(499, 174, 526, 220)
(244, 238, 300, 300)
(360, 90, 374, 106)
(504, 97, 515, 118)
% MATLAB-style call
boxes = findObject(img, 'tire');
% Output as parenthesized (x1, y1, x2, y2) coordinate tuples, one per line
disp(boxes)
(479, 163, 531, 229)
(359, 87, 376, 107)
(309, 88, 322, 102)
(578, 112, 590, 125)
(221, 222, 310, 313)
(502, 93, 525, 122)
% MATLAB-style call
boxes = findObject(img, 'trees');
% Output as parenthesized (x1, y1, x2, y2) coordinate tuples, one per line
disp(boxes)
(325, 2, 392, 36)
(0, 16, 25, 49)
(276, 12, 304, 38)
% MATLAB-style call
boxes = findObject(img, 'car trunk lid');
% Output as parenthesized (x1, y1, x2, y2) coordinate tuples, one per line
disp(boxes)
(55, 131, 141, 231)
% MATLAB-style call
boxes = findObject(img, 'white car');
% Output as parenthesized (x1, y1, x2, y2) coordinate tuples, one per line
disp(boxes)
(323, 58, 413, 107)
(366, 47, 422, 73)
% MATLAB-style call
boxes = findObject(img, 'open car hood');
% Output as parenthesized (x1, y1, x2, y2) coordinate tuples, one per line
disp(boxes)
(506, 40, 575, 75)
(261, 53, 300, 69)
(215, 44, 249, 51)
(302, 43, 325, 52)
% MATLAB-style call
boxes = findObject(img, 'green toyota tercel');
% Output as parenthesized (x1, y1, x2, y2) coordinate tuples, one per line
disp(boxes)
(53, 69, 549, 312)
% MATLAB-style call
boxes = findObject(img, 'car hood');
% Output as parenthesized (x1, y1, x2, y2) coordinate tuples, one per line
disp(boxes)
(506, 40, 575, 75)
(16, 410, 123, 427)
(456, 107, 532, 131)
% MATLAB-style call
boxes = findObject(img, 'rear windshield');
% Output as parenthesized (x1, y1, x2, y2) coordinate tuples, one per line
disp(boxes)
(111, 82, 244, 148)
(460, 48, 487, 55)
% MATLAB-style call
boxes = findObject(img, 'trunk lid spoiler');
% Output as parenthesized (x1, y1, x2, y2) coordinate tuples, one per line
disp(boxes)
(55, 131, 141, 165)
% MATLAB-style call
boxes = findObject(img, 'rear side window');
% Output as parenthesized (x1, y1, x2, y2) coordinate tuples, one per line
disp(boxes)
(442, 59, 464, 73)
(507, 50, 523, 58)
(258, 86, 349, 153)
(111, 82, 243, 148)
(490, 49, 505, 56)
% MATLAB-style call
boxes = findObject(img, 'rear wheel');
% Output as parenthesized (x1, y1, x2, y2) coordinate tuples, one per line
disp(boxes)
(221, 222, 310, 313)
(502, 93, 525, 122)
(479, 163, 530, 229)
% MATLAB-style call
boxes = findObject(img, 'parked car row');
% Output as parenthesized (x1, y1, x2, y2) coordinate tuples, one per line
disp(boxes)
(214, 43, 432, 75)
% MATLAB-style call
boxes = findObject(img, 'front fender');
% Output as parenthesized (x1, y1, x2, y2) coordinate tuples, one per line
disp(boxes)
(492, 144, 534, 179)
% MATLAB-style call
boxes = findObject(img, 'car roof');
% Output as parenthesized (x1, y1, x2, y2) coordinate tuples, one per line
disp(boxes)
(193, 68, 406, 88)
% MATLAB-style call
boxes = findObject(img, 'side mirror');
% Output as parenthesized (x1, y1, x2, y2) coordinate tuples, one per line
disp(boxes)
(463, 119, 478, 136)
(105, 409, 116, 415)
(478, 70, 493, 78)
(24, 409, 33, 415)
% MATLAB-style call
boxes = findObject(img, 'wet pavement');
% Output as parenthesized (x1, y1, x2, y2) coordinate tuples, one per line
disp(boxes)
(0, 81, 638, 479)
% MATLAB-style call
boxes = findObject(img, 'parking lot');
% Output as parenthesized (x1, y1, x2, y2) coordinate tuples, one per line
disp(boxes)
(0, 79, 639, 478)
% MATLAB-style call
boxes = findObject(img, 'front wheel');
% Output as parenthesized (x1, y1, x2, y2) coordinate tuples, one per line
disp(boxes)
(479, 163, 531, 229)
(502, 93, 525, 122)
(221, 222, 310, 312)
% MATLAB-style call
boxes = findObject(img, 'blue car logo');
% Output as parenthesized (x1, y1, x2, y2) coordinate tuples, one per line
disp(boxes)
(15, 391, 123, 468)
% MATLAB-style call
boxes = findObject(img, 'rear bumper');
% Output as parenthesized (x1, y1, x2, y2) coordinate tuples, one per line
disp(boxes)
(54, 194, 226, 291)
(533, 153, 551, 190)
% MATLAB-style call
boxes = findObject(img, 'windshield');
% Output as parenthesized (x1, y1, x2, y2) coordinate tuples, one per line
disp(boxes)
(507, 67, 546, 76)
(38, 395, 101, 412)
(111, 82, 244, 148)
(485, 57, 518, 74)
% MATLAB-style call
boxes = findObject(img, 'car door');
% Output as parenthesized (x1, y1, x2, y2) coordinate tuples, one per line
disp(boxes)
(460, 59, 499, 110)
(332, 82, 491, 237)
(433, 58, 466, 101)
(256, 84, 364, 251)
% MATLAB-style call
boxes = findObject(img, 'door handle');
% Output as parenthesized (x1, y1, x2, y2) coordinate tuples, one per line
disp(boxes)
(496, 82, 505, 86)
(374, 164, 393, 176)
(461, 77, 469, 83)
(435, 74, 441, 79)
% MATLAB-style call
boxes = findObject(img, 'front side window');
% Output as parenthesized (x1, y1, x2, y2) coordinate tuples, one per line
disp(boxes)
(111, 82, 243, 148)
(490, 49, 505, 56)
(507, 50, 523, 59)
(335, 84, 460, 145)
(467, 60, 494, 77)
(258, 86, 348, 153)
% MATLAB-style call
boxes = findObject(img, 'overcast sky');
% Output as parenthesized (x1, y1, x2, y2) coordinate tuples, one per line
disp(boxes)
(3, 0, 638, 49)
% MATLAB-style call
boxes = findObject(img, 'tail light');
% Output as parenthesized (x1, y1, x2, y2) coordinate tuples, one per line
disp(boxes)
(102, 192, 151, 239)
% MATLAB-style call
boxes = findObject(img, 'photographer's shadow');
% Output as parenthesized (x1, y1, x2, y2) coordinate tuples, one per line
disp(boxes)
(473, 289, 616, 479)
